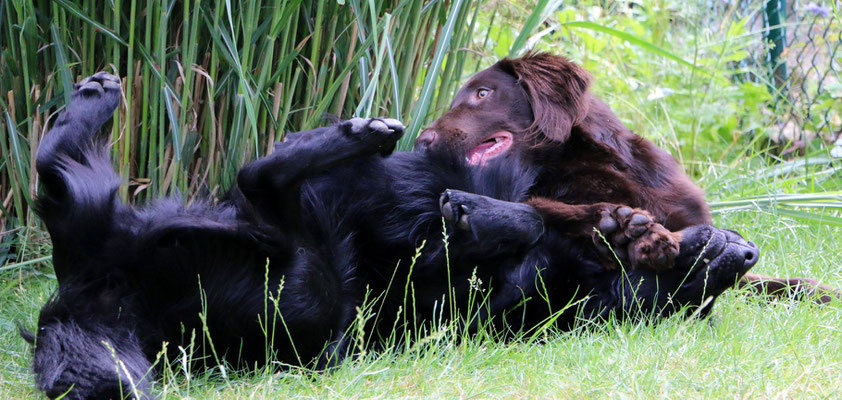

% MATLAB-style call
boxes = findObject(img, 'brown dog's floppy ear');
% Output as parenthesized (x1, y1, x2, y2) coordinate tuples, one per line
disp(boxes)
(497, 52, 592, 143)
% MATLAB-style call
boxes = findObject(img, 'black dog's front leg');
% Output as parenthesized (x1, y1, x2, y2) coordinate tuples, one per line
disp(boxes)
(439, 189, 544, 257)
(437, 190, 548, 329)
(237, 118, 404, 221)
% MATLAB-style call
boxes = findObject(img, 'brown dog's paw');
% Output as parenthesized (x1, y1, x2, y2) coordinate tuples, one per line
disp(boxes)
(593, 206, 680, 271)
(627, 222, 680, 271)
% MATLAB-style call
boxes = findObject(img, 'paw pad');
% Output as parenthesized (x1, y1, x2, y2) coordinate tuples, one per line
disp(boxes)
(440, 190, 471, 232)
(595, 206, 679, 271)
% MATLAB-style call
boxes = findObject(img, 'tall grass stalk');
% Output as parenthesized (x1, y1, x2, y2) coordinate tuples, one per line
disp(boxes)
(0, 0, 483, 230)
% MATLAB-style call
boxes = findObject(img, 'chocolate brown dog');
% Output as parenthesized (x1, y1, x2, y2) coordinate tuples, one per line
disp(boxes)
(416, 52, 839, 301)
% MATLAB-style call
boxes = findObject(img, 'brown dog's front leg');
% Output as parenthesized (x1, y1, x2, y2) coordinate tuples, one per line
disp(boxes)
(527, 197, 681, 271)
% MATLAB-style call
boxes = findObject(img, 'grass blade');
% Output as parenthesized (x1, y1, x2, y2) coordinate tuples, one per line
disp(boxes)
(559, 20, 708, 74)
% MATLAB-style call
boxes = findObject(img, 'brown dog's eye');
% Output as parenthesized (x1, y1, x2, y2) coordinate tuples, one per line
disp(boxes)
(477, 89, 489, 99)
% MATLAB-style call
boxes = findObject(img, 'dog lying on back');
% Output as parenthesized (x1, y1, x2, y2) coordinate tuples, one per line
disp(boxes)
(25, 73, 758, 399)
(417, 51, 839, 302)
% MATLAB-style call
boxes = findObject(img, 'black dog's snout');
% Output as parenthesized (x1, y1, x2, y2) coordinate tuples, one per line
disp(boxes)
(724, 229, 759, 269)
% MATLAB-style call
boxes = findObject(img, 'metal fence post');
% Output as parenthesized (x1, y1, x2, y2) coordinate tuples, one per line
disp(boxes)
(764, 0, 788, 98)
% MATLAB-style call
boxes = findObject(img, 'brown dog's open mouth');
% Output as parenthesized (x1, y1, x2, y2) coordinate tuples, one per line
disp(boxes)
(467, 131, 513, 166)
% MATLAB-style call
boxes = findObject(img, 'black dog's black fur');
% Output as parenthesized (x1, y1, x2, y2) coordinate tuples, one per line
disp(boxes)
(25, 74, 759, 399)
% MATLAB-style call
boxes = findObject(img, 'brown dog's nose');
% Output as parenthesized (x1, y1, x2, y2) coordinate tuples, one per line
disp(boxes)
(414, 129, 438, 150)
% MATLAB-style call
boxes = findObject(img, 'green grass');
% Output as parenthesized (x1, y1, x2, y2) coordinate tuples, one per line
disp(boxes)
(2, 0, 842, 398)
(2, 160, 841, 399)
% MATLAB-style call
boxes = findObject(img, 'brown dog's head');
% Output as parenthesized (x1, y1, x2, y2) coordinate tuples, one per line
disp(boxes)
(415, 52, 592, 165)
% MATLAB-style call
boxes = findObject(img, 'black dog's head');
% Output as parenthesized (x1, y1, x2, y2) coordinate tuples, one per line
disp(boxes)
(613, 225, 759, 318)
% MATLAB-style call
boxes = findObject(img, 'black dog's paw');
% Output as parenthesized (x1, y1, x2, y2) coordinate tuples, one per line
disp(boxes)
(68, 72, 122, 129)
(440, 189, 472, 231)
(440, 189, 544, 251)
(341, 117, 405, 156)
(594, 206, 680, 271)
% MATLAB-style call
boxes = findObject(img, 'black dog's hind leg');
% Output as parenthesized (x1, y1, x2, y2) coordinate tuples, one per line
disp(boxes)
(35, 72, 123, 283)
(28, 74, 155, 399)
(439, 190, 547, 330)
(237, 117, 403, 368)
(238, 117, 404, 223)
(37, 72, 122, 189)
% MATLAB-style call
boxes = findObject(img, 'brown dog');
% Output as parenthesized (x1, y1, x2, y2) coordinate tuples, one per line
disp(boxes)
(416, 52, 839, 301)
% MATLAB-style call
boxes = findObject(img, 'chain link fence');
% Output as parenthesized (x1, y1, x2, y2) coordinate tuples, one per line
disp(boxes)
(566, 0, 840, 154)
(718, 0, 841, 153)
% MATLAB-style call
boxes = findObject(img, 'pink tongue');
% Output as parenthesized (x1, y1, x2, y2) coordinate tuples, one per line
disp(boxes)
(468, 142, 495, 165)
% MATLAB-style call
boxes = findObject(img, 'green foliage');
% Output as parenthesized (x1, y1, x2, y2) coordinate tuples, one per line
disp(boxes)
(0, 0, 484, 228)
(543, 2, 768, 164)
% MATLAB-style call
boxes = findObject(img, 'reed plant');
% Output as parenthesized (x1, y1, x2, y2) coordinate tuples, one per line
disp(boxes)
(0, 0, 507, 229)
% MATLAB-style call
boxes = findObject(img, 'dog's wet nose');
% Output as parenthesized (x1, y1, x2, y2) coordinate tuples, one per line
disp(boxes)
(742, 241, 760, 269)
(415, 129, 438, 150)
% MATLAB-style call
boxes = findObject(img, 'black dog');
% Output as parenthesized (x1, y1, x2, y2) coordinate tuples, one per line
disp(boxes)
(25, 74, 759, 399)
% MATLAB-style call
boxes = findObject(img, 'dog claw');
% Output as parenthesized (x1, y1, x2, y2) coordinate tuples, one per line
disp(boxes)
(79, 81, 105, 96)
(92, 71, 120, 83)
(382, 118, 402, 128)
(103, 80, 121, 91)
(630, 213, 648, 226)
(593, 205, 680, 271)
(368, 119, 389, 133)
(457, 213, 471, 231)
(628, 224, 648, 238)
(440, 191, 470, 231)
(442, 203, 454, 221)
(342, 117, 404, 156)
(348, 117, 367, 132)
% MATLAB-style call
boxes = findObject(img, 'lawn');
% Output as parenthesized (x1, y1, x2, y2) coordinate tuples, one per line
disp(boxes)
(3, 191, 841, 398)
(2, 0, 842, 398)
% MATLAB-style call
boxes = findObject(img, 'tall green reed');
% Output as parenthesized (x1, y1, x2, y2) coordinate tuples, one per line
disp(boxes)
(0, 0, 486, 229)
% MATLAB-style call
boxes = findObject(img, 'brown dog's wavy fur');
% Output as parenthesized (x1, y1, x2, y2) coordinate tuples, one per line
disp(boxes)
(499, 53, 710, 231)
(497, 52, 592, 145)
(508, 53, 839, 302)
(422, 51, 840, 302)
